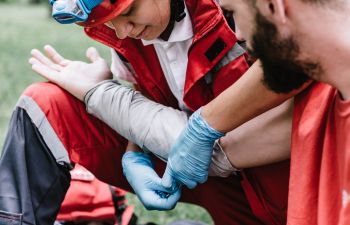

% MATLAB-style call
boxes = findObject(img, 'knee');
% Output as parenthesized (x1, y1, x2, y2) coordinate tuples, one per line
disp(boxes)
(20, 82, 80, 111)
(22, 82, 67, 101)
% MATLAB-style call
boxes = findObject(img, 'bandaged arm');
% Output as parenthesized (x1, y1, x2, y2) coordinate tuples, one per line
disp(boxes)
(84, 80, 292, 177)
(84, 80, 186, 161)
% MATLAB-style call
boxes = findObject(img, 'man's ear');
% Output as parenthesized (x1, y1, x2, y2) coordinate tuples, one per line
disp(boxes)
(256, 0, 287, 25)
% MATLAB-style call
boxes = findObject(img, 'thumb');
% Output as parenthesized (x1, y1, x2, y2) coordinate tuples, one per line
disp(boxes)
(86, 47, 102, 63)
(161, 166, 177, 191)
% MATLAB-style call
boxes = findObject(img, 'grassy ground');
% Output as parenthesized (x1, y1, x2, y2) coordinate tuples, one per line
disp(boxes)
(0, 3, 213, 225)
(0, 3, 111, 144)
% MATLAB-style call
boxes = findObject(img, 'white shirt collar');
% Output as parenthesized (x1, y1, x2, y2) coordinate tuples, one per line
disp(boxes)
(142, 5, 193, 46)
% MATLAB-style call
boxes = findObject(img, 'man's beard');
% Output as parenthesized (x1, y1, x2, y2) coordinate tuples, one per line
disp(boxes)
(248, 12, 320, 94)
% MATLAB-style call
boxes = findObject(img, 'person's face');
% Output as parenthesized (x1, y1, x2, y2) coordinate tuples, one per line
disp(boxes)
(221, 0, 319, 93)
(249, 10, 317, 93)
(220, 0, 255, 47)
(106, 0, 171, 40)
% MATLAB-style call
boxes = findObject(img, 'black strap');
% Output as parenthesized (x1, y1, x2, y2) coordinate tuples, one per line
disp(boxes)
(159, 0, 186, 41)
(222, 9, 235, 32)
(171, 0, 186, 22)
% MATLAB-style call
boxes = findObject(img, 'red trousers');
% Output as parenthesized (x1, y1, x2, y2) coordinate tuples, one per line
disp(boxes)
(22, 83, 289, 225)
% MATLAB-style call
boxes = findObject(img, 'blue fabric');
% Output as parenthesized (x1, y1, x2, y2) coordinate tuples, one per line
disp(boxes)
(81, 0, 103, 11)
(49, 0, 103, 10)
(162, 108, 224, 190)
(50, 0, 102, 24)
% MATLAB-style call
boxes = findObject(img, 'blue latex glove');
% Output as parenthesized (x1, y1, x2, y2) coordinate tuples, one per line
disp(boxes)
(162, 108, 224, 190)
(122, 151, 181, 210)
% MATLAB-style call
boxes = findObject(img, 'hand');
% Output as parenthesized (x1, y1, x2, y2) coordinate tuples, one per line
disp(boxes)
(28, 45, 111, 101)
(162, 108, 224, 190)
(122, 151, 181, 210)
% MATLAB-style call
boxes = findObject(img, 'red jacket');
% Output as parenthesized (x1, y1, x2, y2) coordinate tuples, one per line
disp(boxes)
(84, 0, 249, 111)
(83, 0, 289, 224)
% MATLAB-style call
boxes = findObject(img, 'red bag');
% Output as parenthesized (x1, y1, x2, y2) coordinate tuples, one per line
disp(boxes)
(56, 164, 137, 225)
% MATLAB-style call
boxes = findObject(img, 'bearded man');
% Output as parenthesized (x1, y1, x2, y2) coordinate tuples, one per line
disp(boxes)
(168, 0, 350, 224)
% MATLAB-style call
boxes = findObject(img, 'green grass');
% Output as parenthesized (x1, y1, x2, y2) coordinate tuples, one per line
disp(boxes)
(127, 193, 213, 225)
(0, 3, 213, 225)
(0, 3, 111, 144)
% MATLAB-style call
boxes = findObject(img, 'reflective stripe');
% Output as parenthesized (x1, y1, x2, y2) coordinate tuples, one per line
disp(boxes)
(16, 95, 71, 165)
(204, 42, 246, 84)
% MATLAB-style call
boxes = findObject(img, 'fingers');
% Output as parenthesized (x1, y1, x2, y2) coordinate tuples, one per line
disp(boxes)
(29, 57, 59, 83)
(30, 48, 63, 72)
(162, 166, 197, 190)
(151, 187, 182, 211)
(161, 167, 176, 190)
(44, 45, 70, 66)
(141, 178, 182, 210)
(162, 188, 182, 209)
(181, 179, 197, 189)
(148, 190, 181, 211)
(86, 47, 102, 63)
(141, 191, 175, 210)
(155, 174, 180, 194)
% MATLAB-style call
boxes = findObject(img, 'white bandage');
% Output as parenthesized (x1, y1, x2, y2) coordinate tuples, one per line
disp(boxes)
(209, 140, 239, 177)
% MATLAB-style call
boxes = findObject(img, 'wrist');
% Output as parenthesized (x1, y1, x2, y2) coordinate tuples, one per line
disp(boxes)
(126, 142, 142, 152)
(191, 108, 225, 141)
(122, 151, 153, 168)
(201, 104, 226, 133)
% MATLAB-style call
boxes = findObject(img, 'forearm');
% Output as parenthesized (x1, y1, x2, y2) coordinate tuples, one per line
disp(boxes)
(85, 80, 283, 175)
(126, 141, 142, 152)
(84, 80, 188, 159)
(202, 60, 306, 132)
(84, 80, 236, 176)
(219, 98, 293, 169)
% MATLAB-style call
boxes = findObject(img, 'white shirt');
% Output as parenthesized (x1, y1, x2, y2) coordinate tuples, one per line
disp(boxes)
(110, 5, 193, 111)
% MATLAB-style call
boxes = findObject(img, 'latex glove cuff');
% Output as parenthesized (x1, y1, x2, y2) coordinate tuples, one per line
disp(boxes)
(189, 108, 225, 142)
